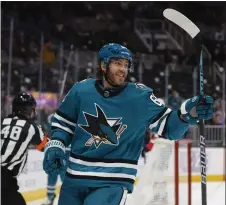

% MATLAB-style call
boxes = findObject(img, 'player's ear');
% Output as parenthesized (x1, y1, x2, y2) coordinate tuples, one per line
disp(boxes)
(101, 61, 106, 73)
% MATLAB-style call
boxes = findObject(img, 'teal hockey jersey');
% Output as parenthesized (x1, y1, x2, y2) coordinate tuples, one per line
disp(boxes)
(51, 78, 189, 192)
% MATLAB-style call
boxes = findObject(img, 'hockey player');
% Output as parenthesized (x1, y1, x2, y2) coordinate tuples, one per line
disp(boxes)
(43, 43, 213, 205)
(1, 92, 47, 205)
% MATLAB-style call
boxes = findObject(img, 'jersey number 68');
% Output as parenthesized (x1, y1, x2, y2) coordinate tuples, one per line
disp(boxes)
(149, 94, 164, 107)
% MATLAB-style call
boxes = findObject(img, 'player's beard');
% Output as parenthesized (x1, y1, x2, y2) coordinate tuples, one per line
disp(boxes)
(106, 70, 127, 87)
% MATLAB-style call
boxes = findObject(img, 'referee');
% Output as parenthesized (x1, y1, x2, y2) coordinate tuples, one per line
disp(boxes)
(1, 92, 48, 205)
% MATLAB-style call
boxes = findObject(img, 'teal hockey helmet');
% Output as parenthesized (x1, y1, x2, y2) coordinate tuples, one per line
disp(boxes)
(98, 43, 134, 72)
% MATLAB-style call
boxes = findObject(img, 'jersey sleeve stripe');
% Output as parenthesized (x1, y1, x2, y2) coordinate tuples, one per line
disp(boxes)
(180, 99, 189, 114)
(38, 126, 44, 141)
(161, 111, 172, 138)
(157, 115, 168, 136)
(56, 110, 77, 123)
(54, 113, 76, 127)
(119, 189, 128, 205)
(8, 154, 26, 170)
(149, 108, 172, 129)
(51, 122, 74, 134)
(151, 107, 168, 123)
(31, 124, 44, 146)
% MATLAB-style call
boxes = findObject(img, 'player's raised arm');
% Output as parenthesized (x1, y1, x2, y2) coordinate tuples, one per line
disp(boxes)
(51, 84, 79, 146)
(143, 88, 213, 140)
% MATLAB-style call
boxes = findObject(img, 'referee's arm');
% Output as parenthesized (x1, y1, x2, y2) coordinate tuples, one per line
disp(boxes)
(30, 124, 49, 151)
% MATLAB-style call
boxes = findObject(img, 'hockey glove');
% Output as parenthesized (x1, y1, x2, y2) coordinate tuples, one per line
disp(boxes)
(180, 95, 213, 124)
(43, 140, 67, 176)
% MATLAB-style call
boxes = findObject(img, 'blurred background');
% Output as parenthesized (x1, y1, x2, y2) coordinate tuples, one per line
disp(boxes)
(1, 1, 225, 147)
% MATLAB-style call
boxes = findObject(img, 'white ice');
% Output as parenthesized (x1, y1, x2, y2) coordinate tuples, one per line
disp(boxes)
(28, 182, 225, 205)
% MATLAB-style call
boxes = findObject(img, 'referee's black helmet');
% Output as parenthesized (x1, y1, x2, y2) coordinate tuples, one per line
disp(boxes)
(12, 92, 37, 118)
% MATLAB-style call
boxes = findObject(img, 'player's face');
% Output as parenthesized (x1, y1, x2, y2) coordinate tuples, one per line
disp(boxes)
(107, 59, 129, 86)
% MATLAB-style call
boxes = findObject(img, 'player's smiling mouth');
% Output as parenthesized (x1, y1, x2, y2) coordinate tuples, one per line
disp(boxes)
(116, 73, 125, 78)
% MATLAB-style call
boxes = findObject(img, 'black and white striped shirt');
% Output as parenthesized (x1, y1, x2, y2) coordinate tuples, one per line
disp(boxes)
(1, 114, 46, 177)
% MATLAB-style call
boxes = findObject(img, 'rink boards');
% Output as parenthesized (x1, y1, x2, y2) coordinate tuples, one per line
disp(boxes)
(19, 148, 225, 202)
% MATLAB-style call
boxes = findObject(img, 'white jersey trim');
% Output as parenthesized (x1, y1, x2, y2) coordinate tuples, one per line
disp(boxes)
(69, 157, 138, 170)
(47, 185, 56, 189)
(119, 189, 128, 205)
(149, 108, 171, 129)
(54, 113, 76, 127)
(180, 99, 189, 115)
(51, 122, 74, 134)
(10, 125, 35, 162)
(67, 168, 136, 180)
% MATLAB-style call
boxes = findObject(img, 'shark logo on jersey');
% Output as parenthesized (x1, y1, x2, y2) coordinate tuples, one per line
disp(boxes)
(78, 103, 127, 148)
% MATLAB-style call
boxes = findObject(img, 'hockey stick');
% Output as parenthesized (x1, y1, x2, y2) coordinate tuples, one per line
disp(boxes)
(59, 45, 74, 103)
(163, 9, 207, 205)
(198, 46, 207, 205)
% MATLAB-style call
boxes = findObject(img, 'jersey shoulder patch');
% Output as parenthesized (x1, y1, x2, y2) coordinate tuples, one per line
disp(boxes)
(128, 82, 153, 99)
(131, 82, 153, 93)
(135, 83, 149, 90)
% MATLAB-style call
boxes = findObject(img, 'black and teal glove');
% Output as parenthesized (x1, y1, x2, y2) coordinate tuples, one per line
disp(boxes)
(43, 140, 67, 176)
(180, 95, 213, 124)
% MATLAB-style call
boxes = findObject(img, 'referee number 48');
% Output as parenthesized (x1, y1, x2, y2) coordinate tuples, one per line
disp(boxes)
(1, 126, 22, 141)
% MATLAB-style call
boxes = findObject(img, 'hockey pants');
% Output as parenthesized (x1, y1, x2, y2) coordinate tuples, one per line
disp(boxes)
(58, 183, 128, 205)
